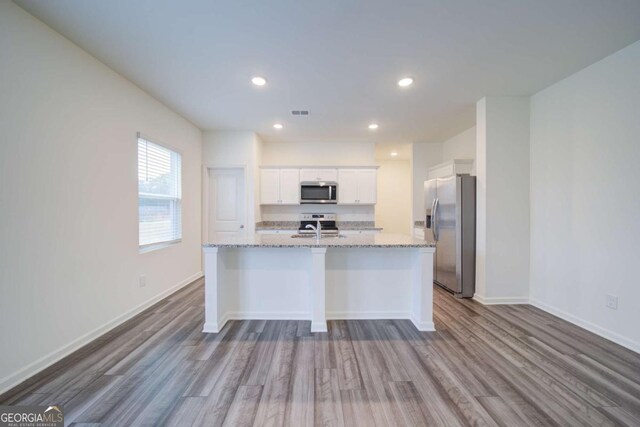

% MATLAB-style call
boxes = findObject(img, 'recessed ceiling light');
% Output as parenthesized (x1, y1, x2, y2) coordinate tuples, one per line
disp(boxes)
(251, 76, 267, 86)
(397, 77, 413, 87)
(390, 151, 398, 157)
(368, 123, 379, 130)
(273, 123, 283, 129)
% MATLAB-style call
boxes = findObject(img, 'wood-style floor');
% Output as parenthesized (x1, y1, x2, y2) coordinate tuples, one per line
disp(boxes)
(2, 279, 640, 426)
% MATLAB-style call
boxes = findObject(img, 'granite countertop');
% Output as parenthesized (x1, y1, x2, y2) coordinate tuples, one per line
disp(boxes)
(255, 221, 383, 231)
(203, 233, 435, 249)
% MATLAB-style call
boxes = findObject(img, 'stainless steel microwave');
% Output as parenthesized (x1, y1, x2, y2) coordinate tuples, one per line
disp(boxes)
(300, 181, 337, 204)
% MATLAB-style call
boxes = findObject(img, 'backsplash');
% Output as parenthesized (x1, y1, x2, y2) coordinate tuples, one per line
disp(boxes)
(260, 204, 374, 222)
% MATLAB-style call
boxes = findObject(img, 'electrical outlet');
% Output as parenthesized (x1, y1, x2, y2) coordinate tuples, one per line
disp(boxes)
(606, 294, 618, 310)
(139, 275, 147, 288)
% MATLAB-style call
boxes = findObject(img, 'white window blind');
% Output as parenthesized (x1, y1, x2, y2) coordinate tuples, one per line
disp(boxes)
(138, 136, 182, 248)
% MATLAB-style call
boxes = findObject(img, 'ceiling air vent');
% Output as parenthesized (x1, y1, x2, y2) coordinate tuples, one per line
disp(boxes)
(291, 110, 309, 116)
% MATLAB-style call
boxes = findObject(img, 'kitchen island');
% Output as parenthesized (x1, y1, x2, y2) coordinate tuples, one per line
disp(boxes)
(202, 234, 435, 333)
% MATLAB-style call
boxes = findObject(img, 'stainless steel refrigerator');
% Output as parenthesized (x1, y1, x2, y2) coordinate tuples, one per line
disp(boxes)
(424, 175, 476, 298)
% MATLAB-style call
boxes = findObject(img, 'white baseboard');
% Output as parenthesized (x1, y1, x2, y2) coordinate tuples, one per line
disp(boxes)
(411, 317, 436, 332)
(311, 322, 328, 333)
(529, 298, 640, 354)
(326, 311, 410, 320)
(473, 293, 529, 305)
(224, 311, 311, 320)
(0, 271, 203, 396)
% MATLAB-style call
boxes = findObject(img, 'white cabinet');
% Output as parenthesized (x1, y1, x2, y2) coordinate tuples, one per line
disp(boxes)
(355, 169, 377, 204)
(338, 169, 377, 204)
(279, 169, 300, 204)
(299, 168, 338, 182)
(428, 159, 474, 180)
(260, 169, 280, 204)
(260, 169, 300, 205)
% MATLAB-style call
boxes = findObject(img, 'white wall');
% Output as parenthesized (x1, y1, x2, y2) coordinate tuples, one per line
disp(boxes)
(442, 126, 476, 163)
(201, 131, 263, 233)
(411, 142, 443, 223)
(475, 97, 530, 302)
(261, 141, 375, 166)
(0, 1, 202, 393)
(375, 160, 412, 234)
(529, 40, 640, 351)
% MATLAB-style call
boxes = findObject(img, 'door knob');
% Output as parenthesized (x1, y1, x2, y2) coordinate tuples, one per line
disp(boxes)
(240, 225, 245, 229)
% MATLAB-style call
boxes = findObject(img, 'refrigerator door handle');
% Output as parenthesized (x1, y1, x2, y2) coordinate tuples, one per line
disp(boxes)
(430, 198, 437, 241)
(433, 198, 440, 241)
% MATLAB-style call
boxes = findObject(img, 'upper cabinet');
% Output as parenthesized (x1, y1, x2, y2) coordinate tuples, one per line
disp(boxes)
(338, 168, 377, 204)
(260, 169, 300, 204)
(260, 166, 377, 205)
(428, 159, 474, 180)
(299, 168, 338, 182)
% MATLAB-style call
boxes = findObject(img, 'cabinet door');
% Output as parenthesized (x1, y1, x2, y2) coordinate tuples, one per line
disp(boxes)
(299, 169, 320, 182)
(317, 169, 338, 182)
(279, 169, 300, 204)
(260, 169, 280, 204)
(356, 169, 377, 204)
(338, 169, 358, 204)
(299, 169, 338, 182)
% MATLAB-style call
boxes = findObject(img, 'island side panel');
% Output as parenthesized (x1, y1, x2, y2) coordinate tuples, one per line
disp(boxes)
(310, 247, 328, 332)
(325, 248, 413, 319)
(203, 246, 222, 333)
(411, 247, 436, 331)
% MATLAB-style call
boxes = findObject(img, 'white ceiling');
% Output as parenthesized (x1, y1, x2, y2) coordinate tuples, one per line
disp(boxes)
(15, 0, 640, 143)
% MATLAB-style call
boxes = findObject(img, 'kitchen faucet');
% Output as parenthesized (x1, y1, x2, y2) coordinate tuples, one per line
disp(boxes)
(305, 220, 322, 242)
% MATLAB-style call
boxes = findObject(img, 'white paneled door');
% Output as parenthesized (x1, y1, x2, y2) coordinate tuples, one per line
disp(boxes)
(208, 168, 245, 240)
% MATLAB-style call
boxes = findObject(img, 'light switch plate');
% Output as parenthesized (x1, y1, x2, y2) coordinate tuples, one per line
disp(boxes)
(139, 275, 147, 288)
(606, 294, 618, 310)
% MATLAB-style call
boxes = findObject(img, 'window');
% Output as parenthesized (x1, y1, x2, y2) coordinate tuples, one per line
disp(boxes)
(137, 135, 182, 250)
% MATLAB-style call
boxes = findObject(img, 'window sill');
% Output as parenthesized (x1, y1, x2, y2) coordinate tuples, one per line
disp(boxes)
(139, 239, 182, 254)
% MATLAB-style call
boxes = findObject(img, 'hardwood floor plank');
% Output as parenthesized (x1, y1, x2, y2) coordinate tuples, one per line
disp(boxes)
(600, 406, 640, 427)
(241, 320, 285, 386)
(330, 320, 363, 390)
(183, 320, 252, 398)
(164, 396, 206, 426)
(412, 344, 499, 427)
(434, 307, 560, 426)
(439, 309, 611, 426)
(97, 346, 196, 425)
(221, 385, 263, 427)
(349, 320, 466, 426)
(340, 389, 376, 427)
(252, 320, 298, 427)
(344, 320, 398, 426)
(314, 331, 336, 369)
(283, 336, 315, 427)
(60, 375, 124, 425)
(314, 369, 345, 427)
(192, 331, 260, 426)
(477, 396, 528, 427)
